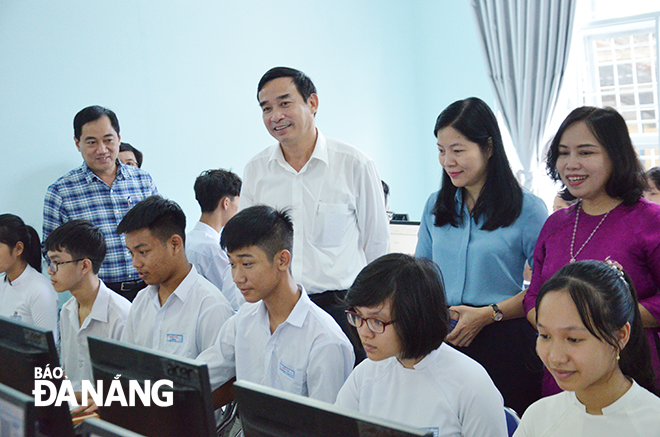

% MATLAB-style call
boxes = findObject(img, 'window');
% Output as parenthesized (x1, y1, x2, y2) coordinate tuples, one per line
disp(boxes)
(575, 4, 660, 168)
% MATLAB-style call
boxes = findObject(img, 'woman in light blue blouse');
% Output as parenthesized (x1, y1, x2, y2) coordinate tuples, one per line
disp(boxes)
(415, 97, 548, 415)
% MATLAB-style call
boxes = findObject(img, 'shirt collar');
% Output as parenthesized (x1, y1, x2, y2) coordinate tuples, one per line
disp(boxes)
(255, 284, 310, 329)
(82, 159, 124, 184)
(193, 221, 220, 241)
(84, 281, 112, 325)
(147, 265, 199, 307)
(268, 130, 329, 172)
(283, 284, 311, 328)
(5, 264, 32, 286)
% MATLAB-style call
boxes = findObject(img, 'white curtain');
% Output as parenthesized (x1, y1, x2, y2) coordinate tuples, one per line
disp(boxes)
(472, 0, 576, 190)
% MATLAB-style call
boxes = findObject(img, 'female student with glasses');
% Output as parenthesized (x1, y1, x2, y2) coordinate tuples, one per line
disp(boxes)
(336, 253, 507, 437)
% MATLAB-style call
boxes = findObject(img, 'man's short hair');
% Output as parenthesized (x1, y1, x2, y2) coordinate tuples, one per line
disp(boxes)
(220, 205, 293, 260)
(194, 169, 242, 213)
(45, 220, 106, 274)
(117, 196, 186, 245)
(257, 67, 317, 103)
(119, 142, 144, 168)
(74, 105, 120, 140)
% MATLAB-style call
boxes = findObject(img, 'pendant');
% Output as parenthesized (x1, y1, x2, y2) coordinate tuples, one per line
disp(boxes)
(570, 258, 576, 263)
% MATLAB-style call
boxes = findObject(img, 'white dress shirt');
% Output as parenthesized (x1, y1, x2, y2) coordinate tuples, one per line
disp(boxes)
(336, 343, 507, 437)
(121, 265, 234, 359)
(240, 131, 390, 293)
(0, 265, 59, 338)
(59, 280, 131, 391)
(196, 287, 354, 403)
(186, 221, 244, 310)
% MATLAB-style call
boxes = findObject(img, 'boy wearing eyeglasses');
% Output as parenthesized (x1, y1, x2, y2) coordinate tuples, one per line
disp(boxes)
(197, 205, 354, 408)
(45, 219, 131, 396)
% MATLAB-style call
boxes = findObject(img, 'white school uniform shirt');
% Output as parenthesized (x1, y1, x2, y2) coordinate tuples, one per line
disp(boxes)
(514, 380, 660, 437)
(59, 280, 131, 391)
(336, 343, 507, 437)
(240, 131, 390, 293)
(196, 286, 354, 403)
(0, 265, 59, 337)
(121, 265, 234, 359)
(186, 221, 244, 310)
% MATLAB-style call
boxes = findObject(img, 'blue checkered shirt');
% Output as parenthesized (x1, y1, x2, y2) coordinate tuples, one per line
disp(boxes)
(43, 161, 158, 283)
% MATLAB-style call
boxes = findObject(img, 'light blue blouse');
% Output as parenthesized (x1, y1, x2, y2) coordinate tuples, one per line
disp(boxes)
(415, 189, 547, 307)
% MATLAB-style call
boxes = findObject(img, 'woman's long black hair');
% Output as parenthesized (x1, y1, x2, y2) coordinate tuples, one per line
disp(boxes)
(432, 97, 523, 230)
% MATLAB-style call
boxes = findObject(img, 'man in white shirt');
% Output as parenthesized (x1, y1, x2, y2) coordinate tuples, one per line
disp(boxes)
(241, 67, 390, 360)
(45, 220, 131, 397)
(197, 205, 354, 407)
(187, 169, 243, 310)
(117, 196, 234, 359)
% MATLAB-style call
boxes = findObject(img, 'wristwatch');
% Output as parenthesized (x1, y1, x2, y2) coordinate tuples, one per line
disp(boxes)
(490, 304, 503, 322)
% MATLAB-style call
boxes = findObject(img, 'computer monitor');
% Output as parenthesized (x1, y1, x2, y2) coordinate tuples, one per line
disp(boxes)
(78, 417, 145, 437)
(0, 316, 75, 437)
(87, 336, 216, 437)
(388, 221, 420, 256)
(233, 380, 434, 437)
(0, 382, 36, 437)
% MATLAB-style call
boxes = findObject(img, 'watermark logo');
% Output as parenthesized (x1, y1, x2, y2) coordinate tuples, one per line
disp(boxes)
(32, 365, 174, 407)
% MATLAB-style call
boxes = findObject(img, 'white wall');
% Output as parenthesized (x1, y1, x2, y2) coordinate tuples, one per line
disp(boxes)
(0, 0, 494, 232)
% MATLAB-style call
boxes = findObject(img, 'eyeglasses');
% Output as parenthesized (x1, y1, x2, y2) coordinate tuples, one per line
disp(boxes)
(47, 259, 84, 273)
(386, 211, 394, 220)
(345, 310, 396, 334)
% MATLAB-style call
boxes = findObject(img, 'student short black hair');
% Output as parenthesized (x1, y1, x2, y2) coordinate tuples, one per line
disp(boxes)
(345, 253, 449, 360)
(73, 105, 120, 140)
(646, 166, 660, 191)
(381, 180, 390, 204)
(117, 196, 186, 245)
(45, 220, 106, 274)
(194, 169, 242, 213)
(257, 67, 317, 103)
(119, 142, 144, 168)
(220, 205, 293, 261)
(546, 106, 647, 205)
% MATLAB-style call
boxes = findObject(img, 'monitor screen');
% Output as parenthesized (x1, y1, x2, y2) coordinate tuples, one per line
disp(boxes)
(0, 382, 36, 437)
(233, 380, 434, 437)
(0, 316, 75, 437)
(78, 417, 146, 437)
(87, 336, 216, 437)
(388, 221, 420, 256)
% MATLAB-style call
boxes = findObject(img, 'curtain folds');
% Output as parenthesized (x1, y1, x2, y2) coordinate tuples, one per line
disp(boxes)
(472, 0, 576, 190)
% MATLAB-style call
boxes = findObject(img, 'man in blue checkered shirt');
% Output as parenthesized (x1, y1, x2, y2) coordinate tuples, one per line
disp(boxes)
(43, 105, 158, 301)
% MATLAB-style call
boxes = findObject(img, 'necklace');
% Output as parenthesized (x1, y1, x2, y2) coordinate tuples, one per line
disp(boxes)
(569, 200, 613, 263)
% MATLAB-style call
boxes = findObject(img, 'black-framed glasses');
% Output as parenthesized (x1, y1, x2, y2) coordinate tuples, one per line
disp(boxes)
(47, 259, 84, 273)
(345, 309, 396, 334)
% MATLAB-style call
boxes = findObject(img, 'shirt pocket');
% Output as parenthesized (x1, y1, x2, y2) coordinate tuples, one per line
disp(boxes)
(275, 360, 304, 394)
(312, 203, 351, 248)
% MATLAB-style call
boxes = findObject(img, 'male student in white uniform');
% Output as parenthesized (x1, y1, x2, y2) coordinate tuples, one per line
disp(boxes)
(186, 169, 244, 310)
(118, 196, 234, 359)
(197, 205, 354, 407)
(45, 219, 131, 399)
(241, 67, 390, 361)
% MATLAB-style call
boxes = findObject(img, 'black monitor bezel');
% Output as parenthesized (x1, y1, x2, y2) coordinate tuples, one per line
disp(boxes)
(234, 380, 434, 437)
(87, 336, 216, 437)
(0, 316, 75, 437)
